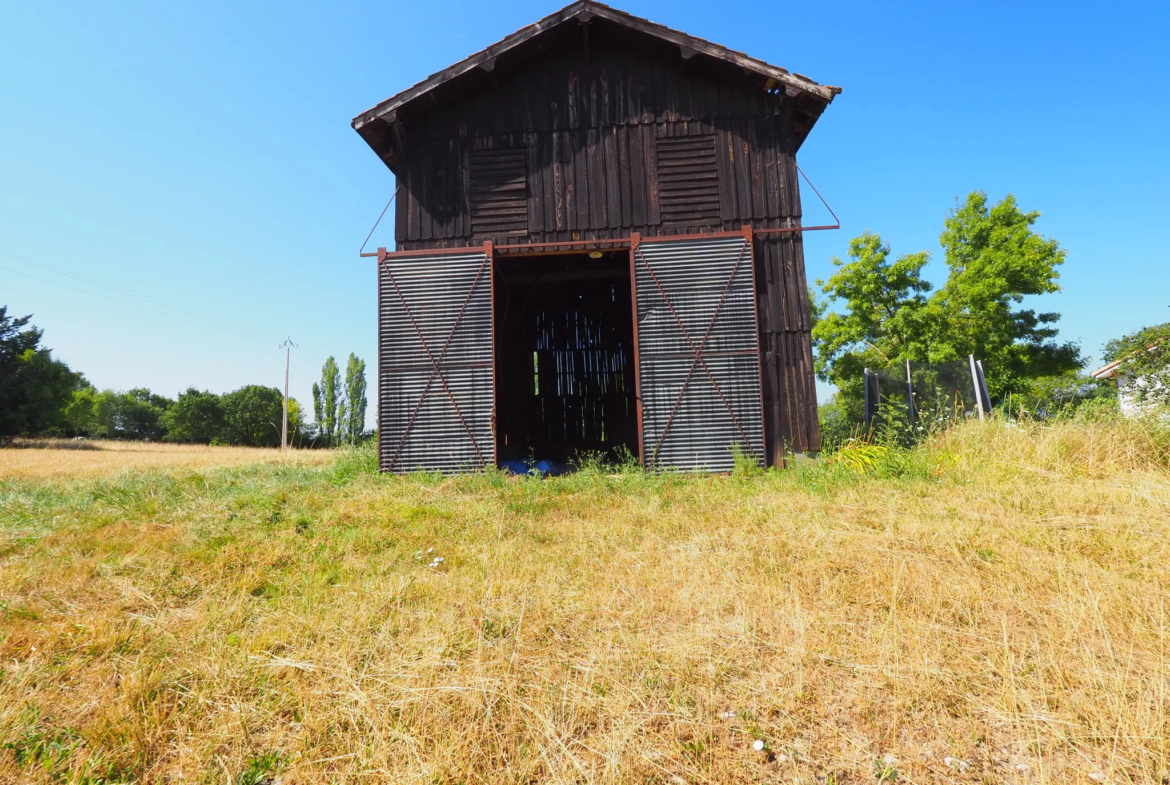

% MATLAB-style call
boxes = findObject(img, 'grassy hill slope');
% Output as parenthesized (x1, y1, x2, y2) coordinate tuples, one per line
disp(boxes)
(2, 419, 1168, 783)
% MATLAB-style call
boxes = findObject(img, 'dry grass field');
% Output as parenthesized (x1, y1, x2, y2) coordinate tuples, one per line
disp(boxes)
(0, 439, 329, 480)
(1, 419, 1168, 784)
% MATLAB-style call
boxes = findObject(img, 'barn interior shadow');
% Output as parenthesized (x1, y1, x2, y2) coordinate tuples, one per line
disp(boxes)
(494, 250, 639, 470)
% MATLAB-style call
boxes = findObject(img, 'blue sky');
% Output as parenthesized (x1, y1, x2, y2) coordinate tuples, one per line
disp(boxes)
(2, 0, 1167, 420)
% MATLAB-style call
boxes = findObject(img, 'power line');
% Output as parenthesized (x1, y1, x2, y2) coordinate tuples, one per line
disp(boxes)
(0, 247, 281, 341)
(0, 263, 279, 346)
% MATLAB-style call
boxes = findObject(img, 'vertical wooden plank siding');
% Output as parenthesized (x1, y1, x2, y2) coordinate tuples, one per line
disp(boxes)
(389, 38, 822, 456)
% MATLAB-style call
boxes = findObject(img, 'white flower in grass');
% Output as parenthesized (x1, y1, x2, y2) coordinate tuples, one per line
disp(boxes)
(719, 710, 736, 719)
(944, 757, 970, 772)
(882, 754, 899, 765)
(752, 740, 765, 751)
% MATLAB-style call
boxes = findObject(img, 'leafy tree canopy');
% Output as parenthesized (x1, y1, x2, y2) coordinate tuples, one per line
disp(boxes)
(0, 307, 85, 441)
(813, 192, 1081, 417)
(90, 389, 172, 440)
(64, 387, 100, 436)
(221, 385, 285, 447)
(163, 388, 225, 444)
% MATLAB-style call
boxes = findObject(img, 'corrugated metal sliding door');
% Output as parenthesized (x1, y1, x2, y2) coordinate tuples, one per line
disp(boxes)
(632, 233, 766, 472)
(378, 248, 495, 474)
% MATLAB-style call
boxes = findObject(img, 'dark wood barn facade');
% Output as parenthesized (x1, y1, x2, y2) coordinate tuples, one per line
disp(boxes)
(353, 0, 840, 473)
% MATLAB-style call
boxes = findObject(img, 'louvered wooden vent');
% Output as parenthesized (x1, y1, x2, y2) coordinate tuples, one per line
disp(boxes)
(656, 135, 721, 228)
(469, 147, 528, 237)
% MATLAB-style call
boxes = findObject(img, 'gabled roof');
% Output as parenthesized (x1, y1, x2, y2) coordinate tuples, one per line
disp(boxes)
(1091, 339, 1167, 379)
(351, 0, 840, 132)
(1090, 359, 1123, 380)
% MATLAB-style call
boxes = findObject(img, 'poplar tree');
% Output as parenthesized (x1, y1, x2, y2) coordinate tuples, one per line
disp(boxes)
(311, 382, 323, 437)
(314, 357, 342, 445)
(344, 353, 368, 444)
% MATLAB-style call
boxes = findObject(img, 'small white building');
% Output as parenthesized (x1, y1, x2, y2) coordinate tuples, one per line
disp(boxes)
(1091, 352, 1165, 417)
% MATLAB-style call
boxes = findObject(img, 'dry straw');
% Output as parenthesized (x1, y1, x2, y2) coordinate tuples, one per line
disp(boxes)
(0, 439, 328, 480)
(1, 417, 1167, 783)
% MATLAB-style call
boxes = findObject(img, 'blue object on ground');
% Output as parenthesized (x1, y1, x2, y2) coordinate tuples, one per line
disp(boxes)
(499, 459, 564, 476)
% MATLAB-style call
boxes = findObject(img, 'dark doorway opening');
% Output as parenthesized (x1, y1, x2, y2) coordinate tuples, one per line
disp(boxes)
(494, 251, 639, 467)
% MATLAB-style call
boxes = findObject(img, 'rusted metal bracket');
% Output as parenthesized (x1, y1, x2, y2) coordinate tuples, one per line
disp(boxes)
(754, 166, 839, 235)
(359, 185, 401, 257)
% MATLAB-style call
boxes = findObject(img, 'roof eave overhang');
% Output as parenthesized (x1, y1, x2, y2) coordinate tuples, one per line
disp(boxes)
(351, 0, 840, 132)
(1090, 361, 1121, 379)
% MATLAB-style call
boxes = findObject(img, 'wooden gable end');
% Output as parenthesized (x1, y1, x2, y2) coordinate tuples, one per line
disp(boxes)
(392, 37, 805, 247)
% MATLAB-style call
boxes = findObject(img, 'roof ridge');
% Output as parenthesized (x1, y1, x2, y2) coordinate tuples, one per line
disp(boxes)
(352, 0, 838, 131)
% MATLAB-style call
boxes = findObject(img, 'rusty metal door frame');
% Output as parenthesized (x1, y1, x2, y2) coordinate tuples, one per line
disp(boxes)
(628, 237, 646, 463)
(377, 243, 496, 473)
(629, 227, 766, 471)
(487, 241, 497, 465)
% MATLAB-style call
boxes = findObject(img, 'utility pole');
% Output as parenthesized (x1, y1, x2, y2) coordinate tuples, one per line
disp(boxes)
(279, 338, 297, 452)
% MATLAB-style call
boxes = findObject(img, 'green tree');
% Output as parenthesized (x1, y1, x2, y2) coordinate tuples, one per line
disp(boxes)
(813, 192, 1081, 418)
(93, 389, 172, 440)
(343, 353, 368, 444)
(65, 386, 100, 436)
(220, 385, 285, 447)
(163, 388, 225, 443)
(313, 357, 342, 446)
(311, 381, 323, 437)
(1102, 322, 1170, 408)
(931, 192, 1080, 391)
(286, 398, 307, 447)
(1013, 371, 1117, 419)
(0, 307, 85, 442)
(812, 233, 933, 422)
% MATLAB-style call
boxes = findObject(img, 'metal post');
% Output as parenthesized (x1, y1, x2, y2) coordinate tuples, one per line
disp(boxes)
(976, 360, 991, 414)
(905, 359, 915, 423)
(279, 338, 297, 451)
(282, 346, 289, 451)
(864, 368, 876, 426)
(968, 354, 985, 420)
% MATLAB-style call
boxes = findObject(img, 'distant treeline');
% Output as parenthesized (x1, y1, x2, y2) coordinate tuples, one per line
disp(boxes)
(65, 386, 307, 447)
(1, 305, 368, 448)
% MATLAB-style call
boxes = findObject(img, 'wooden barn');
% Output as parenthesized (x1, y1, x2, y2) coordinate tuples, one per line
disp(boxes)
(352, 0, 840, 473)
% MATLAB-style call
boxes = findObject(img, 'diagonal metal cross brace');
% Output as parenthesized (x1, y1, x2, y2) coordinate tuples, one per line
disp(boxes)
(382, 255, 488, 470)
(635, 240, 760, 463)
(380, 254, 490, 471)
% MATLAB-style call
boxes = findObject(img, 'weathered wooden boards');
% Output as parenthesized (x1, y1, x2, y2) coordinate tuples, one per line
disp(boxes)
(364, 15, 830, 457)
